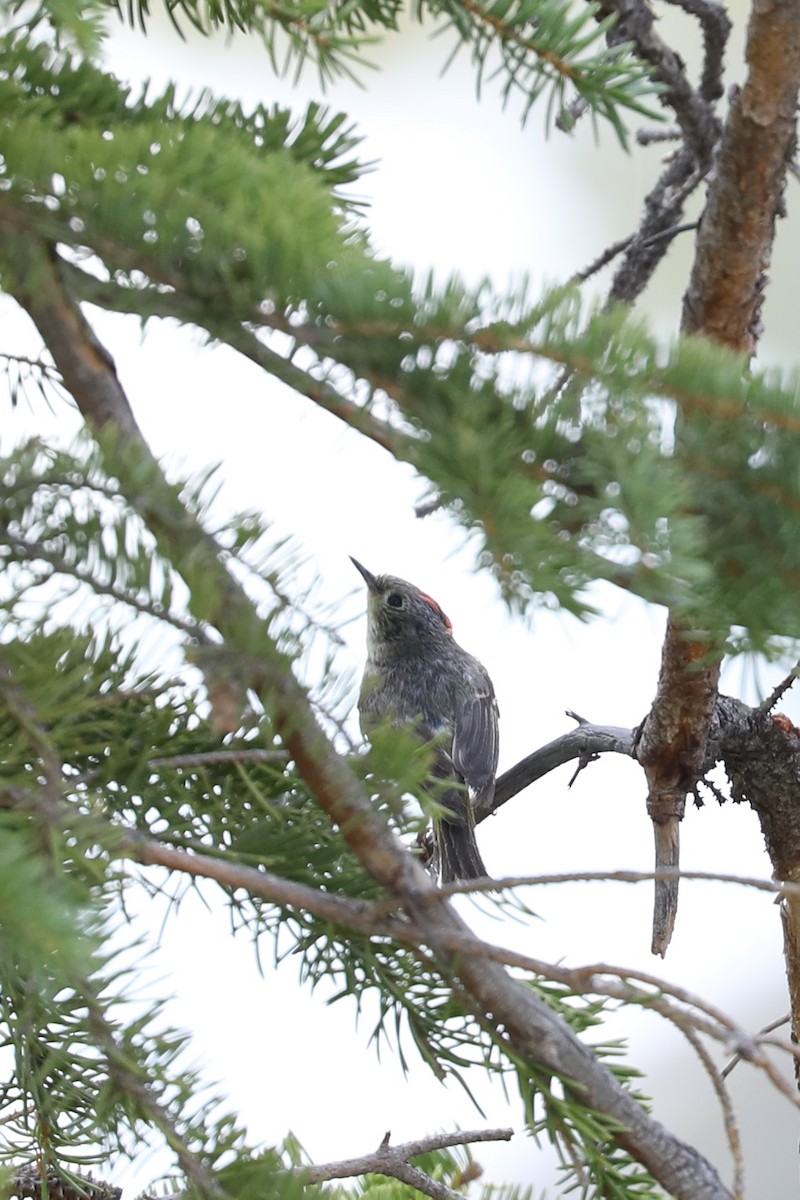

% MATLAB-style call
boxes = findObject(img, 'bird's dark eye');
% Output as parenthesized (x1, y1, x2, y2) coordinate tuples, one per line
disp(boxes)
(387, 593, 404, 608)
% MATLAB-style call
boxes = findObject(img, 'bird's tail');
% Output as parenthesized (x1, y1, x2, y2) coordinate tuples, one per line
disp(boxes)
(436, 817, 488, 883)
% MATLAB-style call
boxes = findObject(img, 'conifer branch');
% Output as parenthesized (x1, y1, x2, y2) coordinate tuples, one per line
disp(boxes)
(81, 990, 226, 1200)
(128, 829, 394, 931)
(114, 0, 380, 83)
(1, 754, 792, 1190)
(0, 351, 68, 408)
(102, 842, 800, 1096)
(19, 659, 728, 1196)
(0, 682, 232, 1197)
(428, 0, 660, 139)
(3, 532, 210, 642)
(252, 669, 732, 1197)
(2, 0, 799, 1193)
(58, 260, 405, 457)
(10, 767, 794, 1117)
(0, 233, 149, 448)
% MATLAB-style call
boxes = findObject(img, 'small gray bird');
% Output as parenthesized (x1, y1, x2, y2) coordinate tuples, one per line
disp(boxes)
(351, 558, 499, 882)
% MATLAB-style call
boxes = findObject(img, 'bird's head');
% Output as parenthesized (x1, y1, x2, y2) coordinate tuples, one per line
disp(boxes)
(350, 557, 453, 658)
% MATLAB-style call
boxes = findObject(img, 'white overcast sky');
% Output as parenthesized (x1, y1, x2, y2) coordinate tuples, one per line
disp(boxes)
(4, 1, 800, 1194)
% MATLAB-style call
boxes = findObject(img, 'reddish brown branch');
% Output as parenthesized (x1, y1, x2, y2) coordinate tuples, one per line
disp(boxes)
(682, 0, 800, 350)
(0, 238, 144, 443)
(640, 0, 800, 957)
(636, 616, 721, 955)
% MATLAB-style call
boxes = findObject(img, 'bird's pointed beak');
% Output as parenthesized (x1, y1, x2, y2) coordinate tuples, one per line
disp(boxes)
(350, 556, 378, 591)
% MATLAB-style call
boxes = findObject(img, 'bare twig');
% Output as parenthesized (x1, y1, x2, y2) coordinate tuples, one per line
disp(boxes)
(305, 1127, 514, 1199)
(722, 1013, 790, 1079)
(760, 667, 800, 714)
(636, 125, 683, 145)
(440, 867, 798, 900)
(571, 222, 699, 286)
(680, 1026, 744, 1199)
(591, 0, 725, 305)
(571, 233, 635, 285)
(148, 749, 289, 770)
(663, 0, 730, 103)
(484, 718, 636, 817)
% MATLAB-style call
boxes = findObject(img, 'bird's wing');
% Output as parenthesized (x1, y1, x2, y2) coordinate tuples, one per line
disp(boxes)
(451, 677, 499, 804)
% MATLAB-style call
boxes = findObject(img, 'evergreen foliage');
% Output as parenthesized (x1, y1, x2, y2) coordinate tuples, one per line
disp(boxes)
(0, 0, 795, 1195)
(0, 437, 662, 1196)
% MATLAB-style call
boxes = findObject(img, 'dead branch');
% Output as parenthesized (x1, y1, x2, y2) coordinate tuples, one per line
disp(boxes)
(593, 0, 726, 304)
(58, 257, 404, 458)
(722, 1013, 790, 1080)
(305, 1127, 513, 1198)
(636, 615, 721, 956)
(483, 716, 635, 817)
(761, 666, 800, 714)
(11, 1166, 120, 1200)
(712, 693, 800, 1087)
(665, 0, 730, 104)
(680, 1026, 744, 1200)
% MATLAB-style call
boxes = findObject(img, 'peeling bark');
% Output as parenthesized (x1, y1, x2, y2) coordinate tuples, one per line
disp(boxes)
(682, 0, 800, 350)
(637, 616, 721, 955)
(711, 694, 800, 1083)
(677, 0, 800, 1076)
(641, 0, 800, 957)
